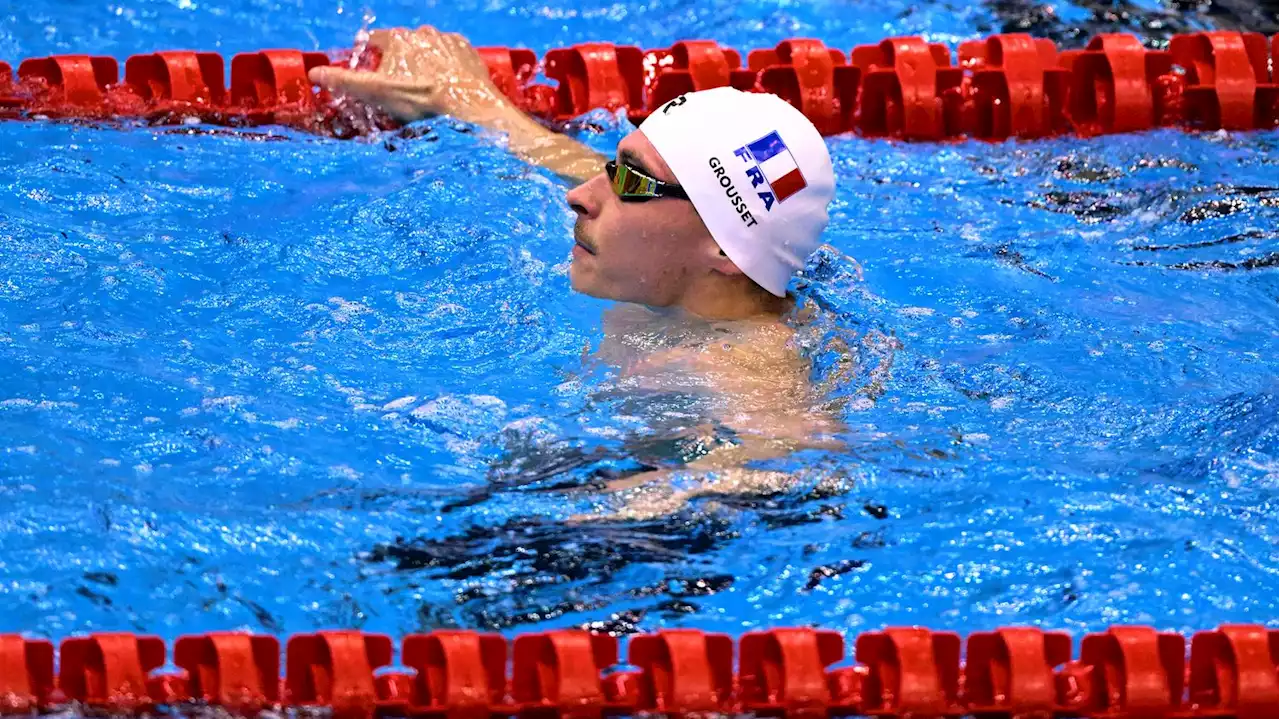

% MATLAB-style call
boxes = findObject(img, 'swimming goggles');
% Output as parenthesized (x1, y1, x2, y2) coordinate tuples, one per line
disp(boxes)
(605, 160, 690, 202)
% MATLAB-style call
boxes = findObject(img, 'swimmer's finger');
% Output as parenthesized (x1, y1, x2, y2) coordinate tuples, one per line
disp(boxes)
(309, 65, 354, 91)
(309, 66, 431, 122)
(309, 66, 409, 98)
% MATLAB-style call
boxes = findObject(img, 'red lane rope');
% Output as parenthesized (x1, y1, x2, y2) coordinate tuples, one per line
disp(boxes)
(0, 625, 1276, 717)
(1, 31, 1277, 140)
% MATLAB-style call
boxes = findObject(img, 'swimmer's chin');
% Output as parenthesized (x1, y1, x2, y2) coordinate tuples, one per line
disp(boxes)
(568, 263, 608, 299)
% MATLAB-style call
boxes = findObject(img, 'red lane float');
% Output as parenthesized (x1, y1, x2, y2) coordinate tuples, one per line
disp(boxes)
(0, 624, 1276, 718)
(855, 627, 964, 717)
(396, 630, 508, 719)
(1, 60, 22, 116)
(958, 34, 1072, 140)
(1169, 31, 1278, 132)
(640, 40, 756, 123)
(510, 629, 631, 718)
(852, 37, 958, 140)
(1259, 36, 1280, 129)
(228, 49, 330, 127)
(542, 43, 644, 123)
(1, 30, 1278, 140)
(1188, 625, 1280, 719)
(123, 51, 227, 122)
(963, 627, 1074, 716)
(736, 627, 853, 716)
(1055, 626, 1187, 718)
(622, 628, 735, 715)
(749, 39, 852, 136)
(1058, 34, 1175, 136)
(173, 632, 279, 714)
(16, 55, 137, 118)
(0, 635, 54, 713)
(55, 632, 178, 712)
(477, 47, 557, 119)
(285, 631, 395, 719)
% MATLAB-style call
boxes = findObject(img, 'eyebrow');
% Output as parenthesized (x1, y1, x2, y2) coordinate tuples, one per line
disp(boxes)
(617, 148, 656, 179)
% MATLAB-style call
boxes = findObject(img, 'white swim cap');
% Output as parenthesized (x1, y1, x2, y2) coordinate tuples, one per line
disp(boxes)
(639, 87, 835, 297)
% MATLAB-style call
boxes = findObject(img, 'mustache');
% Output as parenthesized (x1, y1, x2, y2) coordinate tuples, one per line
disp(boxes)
(573, 223, 597, 254)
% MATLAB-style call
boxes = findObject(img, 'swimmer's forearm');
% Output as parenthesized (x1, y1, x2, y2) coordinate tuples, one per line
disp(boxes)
(685, 426, 843, 471)
(469, 103, 606, 185)
(686, 437, 788, 470)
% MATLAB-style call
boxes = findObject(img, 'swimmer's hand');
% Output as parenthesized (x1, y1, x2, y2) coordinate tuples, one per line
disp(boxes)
(309, 26, 505, 125)
(310, 25, 604, 183)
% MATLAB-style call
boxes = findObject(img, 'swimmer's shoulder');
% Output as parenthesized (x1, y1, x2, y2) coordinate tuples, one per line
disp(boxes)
(704, 315, 799, 362)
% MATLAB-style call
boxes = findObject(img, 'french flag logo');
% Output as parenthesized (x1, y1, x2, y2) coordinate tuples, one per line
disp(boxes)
(734, 131, 807, 211)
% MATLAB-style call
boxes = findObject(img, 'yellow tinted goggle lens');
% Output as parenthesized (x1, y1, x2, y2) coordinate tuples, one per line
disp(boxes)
(611, 163, 655, 197)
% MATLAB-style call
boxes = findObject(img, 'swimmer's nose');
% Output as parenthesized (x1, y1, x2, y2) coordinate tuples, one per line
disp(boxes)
(567, 173, 605, 219)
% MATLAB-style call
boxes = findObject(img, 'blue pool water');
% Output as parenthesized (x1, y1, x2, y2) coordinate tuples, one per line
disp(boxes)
(0, 0, 1276, 640)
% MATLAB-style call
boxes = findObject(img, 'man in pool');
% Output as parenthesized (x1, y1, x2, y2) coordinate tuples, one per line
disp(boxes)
(310, 27, 867, 517)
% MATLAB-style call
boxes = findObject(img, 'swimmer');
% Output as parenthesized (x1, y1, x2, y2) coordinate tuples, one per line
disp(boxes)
(310, 27, 870, 518)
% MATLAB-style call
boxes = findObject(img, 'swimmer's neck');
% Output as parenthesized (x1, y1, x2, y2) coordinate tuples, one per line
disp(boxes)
(666, 274, 791, 322)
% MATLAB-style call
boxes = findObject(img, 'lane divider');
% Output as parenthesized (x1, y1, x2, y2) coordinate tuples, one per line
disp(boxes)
(0, 625, 1276, 718)
(0, 31, 1276, 139)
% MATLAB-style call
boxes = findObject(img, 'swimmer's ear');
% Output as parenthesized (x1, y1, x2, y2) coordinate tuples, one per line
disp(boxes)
(709, 246, 746, 277)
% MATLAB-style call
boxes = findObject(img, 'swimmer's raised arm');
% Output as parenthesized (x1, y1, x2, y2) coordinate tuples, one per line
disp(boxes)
(309, 26, 605, 184)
